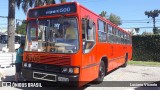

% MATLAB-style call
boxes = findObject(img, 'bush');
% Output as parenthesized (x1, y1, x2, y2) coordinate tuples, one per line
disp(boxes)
(132, 35, 160, 62)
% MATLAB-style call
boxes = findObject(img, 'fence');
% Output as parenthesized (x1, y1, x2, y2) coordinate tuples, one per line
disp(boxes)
(0, 52, 16, 68)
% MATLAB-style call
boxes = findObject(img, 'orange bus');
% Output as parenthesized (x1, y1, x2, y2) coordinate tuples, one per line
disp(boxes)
(22, 2, 132, 86)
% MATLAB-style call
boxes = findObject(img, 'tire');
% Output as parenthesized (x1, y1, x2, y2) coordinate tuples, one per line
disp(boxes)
(122, 54, 128, 67)
(95, 60, 105, 83)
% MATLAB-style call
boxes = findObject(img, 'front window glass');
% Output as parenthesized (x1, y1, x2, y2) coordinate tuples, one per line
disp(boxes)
(25, 17, 79, 53)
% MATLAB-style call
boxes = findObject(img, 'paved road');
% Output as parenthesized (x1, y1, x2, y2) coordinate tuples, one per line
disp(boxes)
(0, 65, 160, 90)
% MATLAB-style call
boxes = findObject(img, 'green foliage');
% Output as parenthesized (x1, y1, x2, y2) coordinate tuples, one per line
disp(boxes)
(128, 61, 160, 67)
(109, 13, 122, 26)
(60, 0, 66, 3)
(145, 10, 160, 34)
(142, 31, 153, 35)
(99, 11, 107, 18)
(16, 0, 56, 14)
(16, 23, 26, 35)
(132, 35, 160, 62)
(16, 0, 67, 14)
(145, 10, 160, 18)
(99, 11, 122, 26)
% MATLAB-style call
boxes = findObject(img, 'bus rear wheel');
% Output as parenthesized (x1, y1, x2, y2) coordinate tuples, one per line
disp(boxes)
(122, 54, 128, 67)
(95, 60, 105, 83)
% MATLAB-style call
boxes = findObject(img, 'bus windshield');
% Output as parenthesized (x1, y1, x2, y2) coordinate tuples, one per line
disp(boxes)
(25, 17, 79, 53)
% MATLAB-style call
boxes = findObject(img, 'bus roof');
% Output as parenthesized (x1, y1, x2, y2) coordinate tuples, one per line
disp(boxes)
(78, 3, 131, 36)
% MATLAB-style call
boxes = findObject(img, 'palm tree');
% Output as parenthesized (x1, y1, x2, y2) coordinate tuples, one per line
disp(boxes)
(16, 0, 56, 14)
(16, 0, 67, 14)
(145, 10, 160, 34)
(8, 0, 16, 52)
(34, 0, 56, 7)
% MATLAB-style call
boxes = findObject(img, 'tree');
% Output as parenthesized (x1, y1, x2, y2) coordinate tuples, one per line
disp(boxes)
(16, 0, 33, 14)
(16, 20, 26, 35)
(145, 10, 160, 34)
(99, 11, 122, 26)
(16, 0, 56, 14)
(34, 0, 56, 7)
(109, 13, 122, 26)
(127, 29, 135, 35)
(60, 0, 66, 3)
(99, 11, 107, 19)
(16, 0, 66, 13)
(8, 0, 16, 52)
(142, 31, 153, 35)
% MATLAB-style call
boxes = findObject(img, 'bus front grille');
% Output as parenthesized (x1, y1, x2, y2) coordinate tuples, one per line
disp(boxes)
(40, 55, 71, 66)
(31, 63, 61, 73)
(26, 53, 71, 66)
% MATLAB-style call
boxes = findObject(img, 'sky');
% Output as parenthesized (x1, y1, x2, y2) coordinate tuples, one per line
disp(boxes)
(0, 0, 160, 34)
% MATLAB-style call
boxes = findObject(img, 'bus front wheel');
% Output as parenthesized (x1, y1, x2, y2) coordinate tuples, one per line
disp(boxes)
(95, 60, 105, 83)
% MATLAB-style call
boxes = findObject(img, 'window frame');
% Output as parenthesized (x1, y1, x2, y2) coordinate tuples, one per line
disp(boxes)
(98, 19, 107, 42)
(82, 19, 96, 54)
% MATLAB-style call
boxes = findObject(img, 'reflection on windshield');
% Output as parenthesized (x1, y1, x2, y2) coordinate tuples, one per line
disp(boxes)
(25, 17, 79, 53)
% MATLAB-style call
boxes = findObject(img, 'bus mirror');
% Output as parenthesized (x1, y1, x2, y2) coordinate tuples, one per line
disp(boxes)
(88, 20, 93, 29)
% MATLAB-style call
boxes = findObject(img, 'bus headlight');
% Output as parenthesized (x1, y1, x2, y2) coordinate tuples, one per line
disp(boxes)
(24, 63, 28, 67)
(28, 63, 32, 68)
(61, 67, 79, 74)
(62, 67, 68, 73)
(68, 68, 74, 73)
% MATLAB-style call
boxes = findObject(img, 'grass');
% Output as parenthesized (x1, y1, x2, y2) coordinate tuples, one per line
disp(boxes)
(128, 60, 160, 67)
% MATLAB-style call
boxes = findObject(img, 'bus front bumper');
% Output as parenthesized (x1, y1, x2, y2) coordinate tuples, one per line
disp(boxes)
(22, 69, 79, 86)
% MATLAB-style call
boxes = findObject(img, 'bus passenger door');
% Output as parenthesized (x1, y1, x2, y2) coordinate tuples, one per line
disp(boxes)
(81, 19, 98, 81)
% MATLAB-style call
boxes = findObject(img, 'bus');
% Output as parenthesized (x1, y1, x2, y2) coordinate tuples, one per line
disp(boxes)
(22, 2, 132, 86)
(0, 34, 25, 52)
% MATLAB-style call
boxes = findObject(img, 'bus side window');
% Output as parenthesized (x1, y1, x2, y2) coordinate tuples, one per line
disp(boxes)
(108, 24, 113, 43)
(98, 20, 107, 42)
(82, 19, 96, 53)
(82, 20, 86, 40)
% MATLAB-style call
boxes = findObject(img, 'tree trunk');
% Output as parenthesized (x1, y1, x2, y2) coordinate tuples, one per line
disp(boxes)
(8, 0, 15, 52)
(153, 17, 156, 29)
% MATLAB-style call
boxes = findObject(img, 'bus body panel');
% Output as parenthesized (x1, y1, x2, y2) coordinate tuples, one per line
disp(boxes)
(79, 5, 99, 83)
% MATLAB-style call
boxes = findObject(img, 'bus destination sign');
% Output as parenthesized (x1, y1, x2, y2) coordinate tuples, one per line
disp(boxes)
(28, 3, 76, 18)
